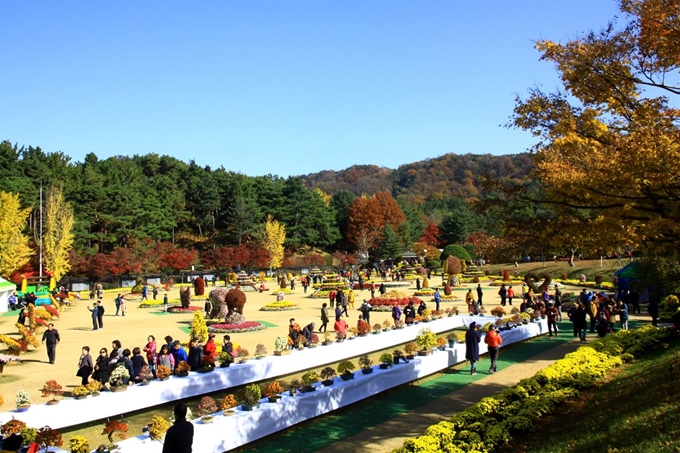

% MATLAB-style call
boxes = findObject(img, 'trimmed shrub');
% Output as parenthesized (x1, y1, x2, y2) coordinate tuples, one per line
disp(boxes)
(440, 244, 472, 263)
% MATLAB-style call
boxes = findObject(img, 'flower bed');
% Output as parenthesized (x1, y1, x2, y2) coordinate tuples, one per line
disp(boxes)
(395, 325, 673, 453)
(167, 306, 203, 314)
(260, 302, 299, 311)
(369, 292, 422, 312)
(352, 281, 411, 290)
(139, 300, 182, 308)
(207, 321, 266, 334)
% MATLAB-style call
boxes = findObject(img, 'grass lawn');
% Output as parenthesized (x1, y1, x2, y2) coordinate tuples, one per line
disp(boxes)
(504, 338, 680, 453)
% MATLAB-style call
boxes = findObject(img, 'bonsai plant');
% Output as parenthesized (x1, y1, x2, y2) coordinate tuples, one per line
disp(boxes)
(71, 385, 89, 400)
(175, 361, 191, 376)
(436, 336, 447, 350)
(372, 323, 382, 334)
(300, 370, 320, 392)
(139, 365, 154, 384)
(155, 364, 171, 380)
(379, 353, 393, 369)
(382, 319, 392, 331)
(264, 382, 285, 402)
(320, 366, 336, 386)
(394, 319, 405, 329)
(197, 396, 218, 423)
(15, 389, 31, 411)
(221, 394, 238, 414)
(335, 331, 345, 342)
(241, 383, 262, 410)
(41, 380, 64, 405)
(237, 348, 250, 363)
(393, 349, 407, 364)
(218, 351, 233, 367)
(0, 418, 26, 436)
(309, 334, 320, 346)
(254, 343, 267, 358)
(322, 331, 333, 345)
(358, 354, 373, 374)
(102, 420, 128, 447)
(415, 327, 437, 355)
(20, 427, 37, 447)
(404, 342, 418, 359)
(36, 426, 63, 452)
(289, 378, 302, 396)
(490, 306, 507, 317)
(446, 332, 457, 348)
(357, 321, 371, 336)
(337, 360, 356, 380)
(86, 380, 103, 395)
(348, 327, 359, 339)
(273, 336, 290, 356)
(68, 435, 90, 453)
(148, 415, 169, 441)
(109, 366, 131, 390)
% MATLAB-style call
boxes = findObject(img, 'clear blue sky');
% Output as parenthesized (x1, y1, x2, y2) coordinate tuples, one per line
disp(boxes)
(0, 1, 622, 177)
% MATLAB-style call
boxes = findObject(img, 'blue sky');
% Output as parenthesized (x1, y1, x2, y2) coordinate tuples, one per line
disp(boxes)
(0, 1, 622, 177)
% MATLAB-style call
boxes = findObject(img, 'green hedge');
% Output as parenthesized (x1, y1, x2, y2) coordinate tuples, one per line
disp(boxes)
(394, 326, 675, 453)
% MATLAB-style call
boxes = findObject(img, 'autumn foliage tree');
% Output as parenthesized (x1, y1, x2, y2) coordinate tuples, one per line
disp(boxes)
(43, 186, 74, 282)
(0, 191, 33, 278)
(262, 215, 285, 270)
(347, 191, 406, 257)
(511, 0, 680, 254)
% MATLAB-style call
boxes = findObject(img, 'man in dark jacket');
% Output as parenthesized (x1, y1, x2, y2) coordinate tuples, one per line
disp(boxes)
(187, 339, 203, 371)
(41, 323, 60, 364)
(163, 403, 194, 453)
(465, 321, 481, 375)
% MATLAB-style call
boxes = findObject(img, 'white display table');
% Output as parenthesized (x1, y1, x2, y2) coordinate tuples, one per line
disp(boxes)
(0, 315, 495, 430)
(112, 319, 548, 453)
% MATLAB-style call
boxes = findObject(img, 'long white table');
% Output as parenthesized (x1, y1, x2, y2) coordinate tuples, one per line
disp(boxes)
(114, 319, 548, 453)
(0, 315, 495, 429)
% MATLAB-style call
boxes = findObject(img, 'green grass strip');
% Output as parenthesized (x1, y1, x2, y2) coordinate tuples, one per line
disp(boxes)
(255, 320, 278, 328)
(246, 330, 573, 453)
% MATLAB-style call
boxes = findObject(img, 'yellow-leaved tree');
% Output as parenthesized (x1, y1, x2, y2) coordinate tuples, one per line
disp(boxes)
(511, 0, 680, 254)
(262, 215, 285, 270)
(43, 186, 74, 281)
(0, 191, 33, 278)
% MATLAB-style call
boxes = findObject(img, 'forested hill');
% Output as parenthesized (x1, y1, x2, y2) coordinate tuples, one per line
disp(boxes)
(301, 152, 534, 202)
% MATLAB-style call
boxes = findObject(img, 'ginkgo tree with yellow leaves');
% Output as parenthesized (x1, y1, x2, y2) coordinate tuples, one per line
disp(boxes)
(0, 191, 33, 278)
(43, 186, 74, 282)
(511, 0, 680, 254)
(262, 215, 285, 270)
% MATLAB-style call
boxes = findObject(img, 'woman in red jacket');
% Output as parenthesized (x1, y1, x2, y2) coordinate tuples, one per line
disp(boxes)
(484, 325, 503, 374)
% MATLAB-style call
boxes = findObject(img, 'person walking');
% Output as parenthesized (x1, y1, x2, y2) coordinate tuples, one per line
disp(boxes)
(163, 293, 169, 312)
(141, 285, 148, 302)
(648, 297, 659, 327)
(87, 302, 100, 330)
(115, 294, 122, 316)
(619, 301, 629, 330)
(153, 286, 159, 300)
(41, 323, 60, 364)
(162, 403, 194, 453)
(476, 284, 484, 306)
(507, 285, 514, 306)
(76, 346, 93, 385)
(359, 300, 372, 325)
(484, 324, 503, 374)
(546, 302, 560, 338)
(320, 303, 330, 333)
(465, 321, 481, 375)
(434, 288, 441, 311)
(391, 304, 402, 326)
(144, 335, 157, 373)
(498, 284, 507, 306)
(119, 295, 126, 316)
(574, 303, 588, 341)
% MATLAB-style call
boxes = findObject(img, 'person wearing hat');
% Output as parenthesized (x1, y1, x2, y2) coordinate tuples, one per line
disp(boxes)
(484, 324, 503, 374)
(203, 333, 217, 367)
(465, 321, 481, 375)
(546, 301, 560, 338)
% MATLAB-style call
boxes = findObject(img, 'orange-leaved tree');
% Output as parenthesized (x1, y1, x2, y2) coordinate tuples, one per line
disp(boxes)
(347, 192, 406, 257)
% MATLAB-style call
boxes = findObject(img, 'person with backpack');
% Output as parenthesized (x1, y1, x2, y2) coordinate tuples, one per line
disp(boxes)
(392, 304, 402, 326)
(498, 284, 507, 306)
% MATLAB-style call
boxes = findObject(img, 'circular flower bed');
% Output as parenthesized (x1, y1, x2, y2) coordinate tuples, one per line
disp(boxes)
(139, 300, 182, 308)
(167, 306, 203, 314)
(271, 288, 295, 295)
(207, 321, 266, 333)
(310, 290, 332, 299)
(260, 301, 299, 311)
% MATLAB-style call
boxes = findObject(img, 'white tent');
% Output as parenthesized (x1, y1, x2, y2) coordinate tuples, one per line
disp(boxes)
(0, 277, 17, 313)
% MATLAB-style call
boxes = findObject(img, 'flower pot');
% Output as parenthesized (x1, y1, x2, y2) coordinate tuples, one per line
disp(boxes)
(372, 331, 380, 335)
(241, 403, 260, 411)
(406, 354, 415, 360)
(110, 385, 127, 392)
(197, 367, 215, 373)
(46, 399, 60, 405)
(438, 346, 446, 351)
(176, 371, 189, 377)
(201, 416, 214, 424)
(139, 381, 150, 386)
(220, 362, 231, 367)
(299, 385, 316, 393)
(336, 339, 345, 343)
(267, 396, 282, 403)
(418, 350, 433, 356)
(322, 379, 334, 386)
(340, 372, 354, 381)
(321, 341, 332, 346)
(74, 395, 88, 400)
(289, 388, 297, 397)
(379, 363, 391, 369)
(448, 339, 456, 348)
(238, 359, 248, 364)
(222, 409, 235, 416)
(255, 355, 265, 359)
(91, 392, 101, 397)
(158, 377, 169, 381)
(361, 368, 373, 375)
(15, 405, 29, 413)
